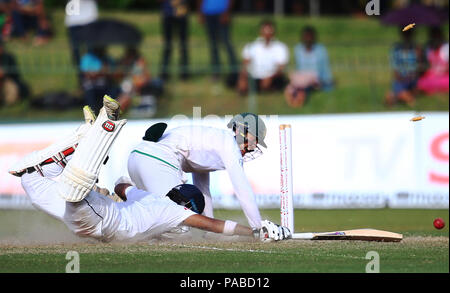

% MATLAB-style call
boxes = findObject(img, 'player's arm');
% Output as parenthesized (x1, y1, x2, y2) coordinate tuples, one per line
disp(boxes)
(224, 161, 262, 229)
(183, 214, 253, 237)
(183, 215, 291, 242)
(219, 136, 262, 229)
(192, 172, 213, 217)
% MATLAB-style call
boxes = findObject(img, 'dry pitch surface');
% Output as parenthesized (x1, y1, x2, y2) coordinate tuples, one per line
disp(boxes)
(0, 209, 448, 273)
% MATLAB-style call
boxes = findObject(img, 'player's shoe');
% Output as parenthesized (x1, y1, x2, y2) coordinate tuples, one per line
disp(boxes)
(8, 147, 76, 177)
(8, 123, 90, 177)
(83, 105, 96, 125)
(103, 95, 120, 121)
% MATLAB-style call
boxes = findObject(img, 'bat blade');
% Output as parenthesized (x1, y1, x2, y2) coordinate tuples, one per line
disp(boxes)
(292, 229, 403, 242)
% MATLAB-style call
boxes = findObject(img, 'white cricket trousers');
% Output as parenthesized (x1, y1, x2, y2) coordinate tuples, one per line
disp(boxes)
(128, 142, 184, 199)
(21, 163, 120, 242)
(128, 142, 215, 218)
(21, 162, 195, 242)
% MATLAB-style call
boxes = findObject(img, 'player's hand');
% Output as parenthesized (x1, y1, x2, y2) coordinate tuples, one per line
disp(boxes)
(259, 220, 291, 242)
(279, 225, 292, 240)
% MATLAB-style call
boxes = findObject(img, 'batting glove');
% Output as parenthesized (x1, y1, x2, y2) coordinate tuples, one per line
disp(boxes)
(279, 225, 292, 240)
(258, 220, 292, 242)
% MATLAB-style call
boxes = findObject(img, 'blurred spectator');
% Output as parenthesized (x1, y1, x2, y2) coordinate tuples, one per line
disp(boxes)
(284, 26, 333, 108)
(198, 0, 238, 81)
(117, 47, 164, 113)
(159, 0, 190, 81)
(237, 20, 289, 95)
(80, 47, 119, 114)
(65, 0, 98, 87)
(417, 26, 449, 95)
(10, 0, 52, 46)
(385, 28, 423, 107)
(0, 40, 29, 106)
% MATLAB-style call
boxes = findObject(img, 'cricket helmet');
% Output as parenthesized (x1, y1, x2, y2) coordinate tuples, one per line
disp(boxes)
(166, 184, 205, 214)
(227, 113, 267, 148)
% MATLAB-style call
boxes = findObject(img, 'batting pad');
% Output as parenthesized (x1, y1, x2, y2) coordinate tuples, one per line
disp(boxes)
(58, 108, 127, 202)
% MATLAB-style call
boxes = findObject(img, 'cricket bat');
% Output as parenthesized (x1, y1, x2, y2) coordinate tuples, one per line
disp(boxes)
(291, 228, 403, 242)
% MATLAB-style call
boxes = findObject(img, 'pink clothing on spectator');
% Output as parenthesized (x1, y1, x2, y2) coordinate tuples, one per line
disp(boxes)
(417, 43, 449, 94)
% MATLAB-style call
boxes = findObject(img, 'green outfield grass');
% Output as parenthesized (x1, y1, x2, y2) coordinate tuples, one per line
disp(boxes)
(0, 209, 448, 273)
(0, 11, 448, 122)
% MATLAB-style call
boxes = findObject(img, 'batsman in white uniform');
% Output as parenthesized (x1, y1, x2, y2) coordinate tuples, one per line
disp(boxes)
(9, 97, 290, 243)
(128, 113, 268, 230)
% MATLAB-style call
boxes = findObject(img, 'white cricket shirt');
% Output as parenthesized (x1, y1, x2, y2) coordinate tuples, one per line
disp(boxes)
(115, 187, 196, 241)
(137, 126, 262, 229)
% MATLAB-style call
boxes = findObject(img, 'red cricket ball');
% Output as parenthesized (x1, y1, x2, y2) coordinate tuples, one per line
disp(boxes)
(433, 218, 445, 230)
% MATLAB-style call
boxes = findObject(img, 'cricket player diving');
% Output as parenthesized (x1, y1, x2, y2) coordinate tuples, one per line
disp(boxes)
(127, 112, 268, 231)
(8, 96, 290, 243)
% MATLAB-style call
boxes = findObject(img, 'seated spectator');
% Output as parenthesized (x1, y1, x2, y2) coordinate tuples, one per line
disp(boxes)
(10, 0, 52, 46)
(237, 20, 289, 95)
(116, 47, 164, 113)
(417, 26, 449, 95)
(284, 26, 333, 108)
(0, 40, 29, 106)
(385, 28, 424, 107)
(80, 47, 119, 114)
